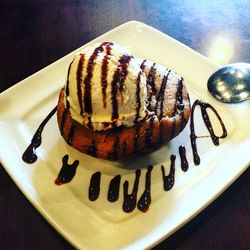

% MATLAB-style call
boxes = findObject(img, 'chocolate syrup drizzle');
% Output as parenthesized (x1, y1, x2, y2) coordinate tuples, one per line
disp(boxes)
(137, 165, 153, 212)
(67, 124, 76, 145)
(86, 141, 97, 157)
(147, 62, 157, 95)
(111, 54, 131, 121)
(22, 106, 57, 163)
(179, 145, 189, 171)
(140, 59, 147, 71)
(134, 71, 142, 123)
(89, 171, 101, 201)
(157, 70, 171, 118)
(55, 155, 79, 185)
(60, 61, 73, 134)
(108, 175, 121, 202)
(77, 54, 85, 115)
(161, 154, 176, 191)
(190, 100, 227, 165)
(145, 116, 155, 149)
(123, 169, 141, 213)
(22, 57, 228, 214)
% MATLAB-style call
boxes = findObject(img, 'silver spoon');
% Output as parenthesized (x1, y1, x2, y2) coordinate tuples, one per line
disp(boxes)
(207, 63, 250, 103)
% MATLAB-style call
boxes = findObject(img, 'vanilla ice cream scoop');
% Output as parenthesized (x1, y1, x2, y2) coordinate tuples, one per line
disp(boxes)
(64, 42, 147, 130)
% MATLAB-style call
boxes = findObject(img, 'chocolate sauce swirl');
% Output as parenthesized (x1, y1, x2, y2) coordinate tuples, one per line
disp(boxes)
(108, 175, 121, 202)
(190, 100, 227, 165)
(123, 169, 141, 213)
(89, 171, 101, 201)
(55, 155, 79, 185)
(137, 165, 153, 212)
(22, 106, 57, 163)
(161, 154, 176, 191)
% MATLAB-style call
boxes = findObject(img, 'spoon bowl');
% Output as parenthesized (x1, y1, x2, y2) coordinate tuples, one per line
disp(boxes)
(207, 63, 250, 103)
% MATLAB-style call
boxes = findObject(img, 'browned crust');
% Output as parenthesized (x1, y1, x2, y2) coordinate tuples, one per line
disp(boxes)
(57, 74, 191, 160)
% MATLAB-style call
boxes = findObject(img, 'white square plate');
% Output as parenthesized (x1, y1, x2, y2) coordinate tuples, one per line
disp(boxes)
(0, 21, 249, 250)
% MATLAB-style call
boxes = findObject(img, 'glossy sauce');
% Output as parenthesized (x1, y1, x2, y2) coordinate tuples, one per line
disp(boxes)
(190, 100, 227, 165)
(111, 54, 131, 121)
(161, 154, 176, 191)
(179, 145, 189, 171)
(123, 169, 141, 213)
(108, 175, 121, 202)
(89, 171, 101, 201)
(137, 165, 153, 212)
(55, 155, 79, 185)
(22, 106, 57, 163)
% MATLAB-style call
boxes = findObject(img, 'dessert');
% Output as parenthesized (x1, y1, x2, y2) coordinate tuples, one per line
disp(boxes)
(57, 42, 191, 160)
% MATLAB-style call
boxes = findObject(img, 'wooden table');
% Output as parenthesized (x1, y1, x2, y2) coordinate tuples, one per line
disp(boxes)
(0, 1, 249, 249)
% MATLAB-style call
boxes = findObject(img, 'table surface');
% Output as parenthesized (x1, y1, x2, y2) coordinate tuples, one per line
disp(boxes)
(0, 1, 249, 249)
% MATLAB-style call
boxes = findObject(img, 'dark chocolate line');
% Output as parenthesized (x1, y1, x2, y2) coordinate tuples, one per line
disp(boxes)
(113, 135, 120, 159)
(179, 145, 189, 171)
(137, 165, 153, 212)
(147, 62, 157, 94)
(101, 54, 110, 109)
(111, 54, 131, 120)
(77, 54, 85, 115)
(55, 155, 79, 185)
(140, 59, 147, 71)
(100, 42, 113, 108)
(89, 171, 101, 201)
(67, 124, 76, 145)
(65, 60, 73, 108)
(161, 154, 176, 191)
(145, 116, 155, 149)
(84, 46, 105, 114)
(108, 175, 121, 202)
(86, 141, 97, 157)
(134, 71, 142, 123)
(190, 100, 227, 165)
(22, 106, 57, 164)
(158, 70, 171, 119)
(123, 169, 141, 213)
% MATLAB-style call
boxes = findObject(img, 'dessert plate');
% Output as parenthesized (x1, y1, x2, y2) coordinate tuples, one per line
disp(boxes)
(0, 21, 249, 250)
